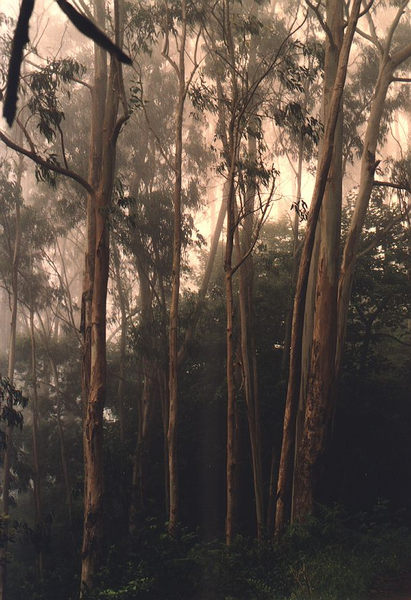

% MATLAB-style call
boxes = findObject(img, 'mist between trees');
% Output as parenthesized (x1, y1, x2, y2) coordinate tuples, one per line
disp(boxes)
(0, 0, 410, 598)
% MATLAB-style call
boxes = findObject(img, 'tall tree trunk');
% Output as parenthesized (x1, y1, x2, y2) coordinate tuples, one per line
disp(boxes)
(0, 151, 23, 600)
(167, 0, 187, 536)
(129, 263, 153, 533)
(225, 163, 237, 546)
(281, 131, 304, 379)
(274, 0, 362, 536)
(292, 0, 343, 522)
(29, 304, 44, 580)
(160, 368, 170, 517)
(266, 446, 278, 536)
(112, 245, 129, 444)
(49, 355, 74, 540)
(235, 125, 264, 541)
(177, 193, 226, 366)
(336, 50, 410, 373)
(81, 0, 125, 591)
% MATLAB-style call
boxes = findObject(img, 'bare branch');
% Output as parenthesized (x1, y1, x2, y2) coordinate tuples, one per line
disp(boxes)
(231, 198, 271, 276)
(373, 180, 410, 193)
(355, 25, 378, 46)
(385, 0, 408, 56)
(57, 123, 69, 170)
(364, 7, 383, 54)
(305, 0, 334, 47)
(392, 76, 411, 83)
(391, 41, 411, 69)
(357, 204, 410, 258)
(373, 332, 411, 347)
(358, 0, 374, 18)
(139, 98, 176, 173)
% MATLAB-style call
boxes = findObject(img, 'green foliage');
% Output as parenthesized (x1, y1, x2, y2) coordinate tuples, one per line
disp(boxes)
(0, 377, 27, 447)
(84, 510, 411, 600)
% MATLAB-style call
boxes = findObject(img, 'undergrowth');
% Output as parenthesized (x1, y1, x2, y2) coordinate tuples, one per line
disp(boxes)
(88, 504, 411, 600)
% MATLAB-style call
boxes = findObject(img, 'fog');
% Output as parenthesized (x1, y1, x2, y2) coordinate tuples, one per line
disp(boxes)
(0, 1, 410, 598)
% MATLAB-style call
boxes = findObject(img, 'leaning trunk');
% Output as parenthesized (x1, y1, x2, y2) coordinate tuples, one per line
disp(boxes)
(129, 263, 153, 533)
(225, 142, 238, 546)
(236, 123, 264, 541)
(336, 64, 394, 374)
(112, 245, 128, 444)
(29, 304, 44, 580)
(292, 0, 343, 522)
(274, 0, 361, 535)
(167, 0, 187, 536)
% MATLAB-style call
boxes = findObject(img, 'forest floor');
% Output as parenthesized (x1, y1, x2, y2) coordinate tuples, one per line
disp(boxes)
(369, 572, 411, 599)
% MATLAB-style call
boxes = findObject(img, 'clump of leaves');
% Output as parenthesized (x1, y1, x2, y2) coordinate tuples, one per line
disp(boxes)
(0, 377, 27, 448)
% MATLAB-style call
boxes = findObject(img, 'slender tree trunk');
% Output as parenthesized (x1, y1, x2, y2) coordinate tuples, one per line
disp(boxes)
(266, 446, 278, 536)
(129, 264, 153, 533)
(49, 356, 74, 538)
(159, 368, 170, 518)
(225, 231, 236, 546)
(274, 0, 362, 536)
(281, 132, 304, 379)
(336, 65, 397, 374)
(167, 0, 187, 536)
(225, 145, 238, 546)
(235, 127, 264, 541)
(336, 4, 411, 372)
(292, 0, 343, 522)
(177, 193, 226, 366)
(29, 304, 43, 580)
(112, 245, 129, 444)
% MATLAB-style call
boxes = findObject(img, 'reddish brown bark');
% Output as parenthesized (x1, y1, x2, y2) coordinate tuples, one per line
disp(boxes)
(81, 0, 126, 591)
(292, 0, 343, 522)
(274, 0, 362, 536)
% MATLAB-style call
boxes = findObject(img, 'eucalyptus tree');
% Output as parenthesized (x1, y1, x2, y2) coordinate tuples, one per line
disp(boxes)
(198, 0, 308, 543)
(275, 0, 364, 533)
(276, 0, 411, 530)
(0, 0, 131, 592)
(300, 0, 411, 522)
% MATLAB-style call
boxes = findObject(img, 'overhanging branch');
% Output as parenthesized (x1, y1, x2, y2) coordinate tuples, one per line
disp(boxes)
(0, 129, 93, 194)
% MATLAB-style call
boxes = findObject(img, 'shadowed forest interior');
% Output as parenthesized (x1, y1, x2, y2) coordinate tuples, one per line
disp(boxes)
(0, 0, 410, 598)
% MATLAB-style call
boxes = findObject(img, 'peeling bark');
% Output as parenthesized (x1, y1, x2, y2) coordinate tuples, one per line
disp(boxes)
(292, 0, 343, 522)
(275, 0, 362, 536)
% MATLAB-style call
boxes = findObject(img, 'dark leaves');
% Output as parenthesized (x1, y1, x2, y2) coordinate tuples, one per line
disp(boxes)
(0, 377, 28, 449)
(3, 0, 132, 127)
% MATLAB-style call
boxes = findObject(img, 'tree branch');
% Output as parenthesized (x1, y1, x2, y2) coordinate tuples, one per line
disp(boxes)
(305, 0, 334, 48)
(358, 0, 374, 19)
(365, 8, 382, 54)
(373, 180, 410, 193)
(0, 129, 93, 194)
(392, 76, 411, 83)
(373, 332, 411, 347)
(357, 204, 410, 258)
(384, 0, 408, 57)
